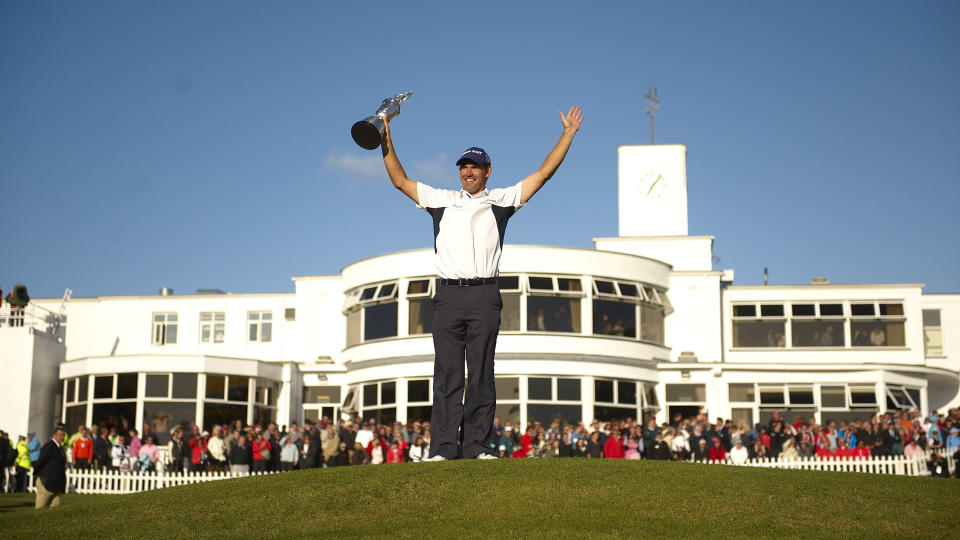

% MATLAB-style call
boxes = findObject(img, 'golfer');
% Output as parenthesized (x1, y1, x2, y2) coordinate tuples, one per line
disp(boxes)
(381, 106, 583, 460)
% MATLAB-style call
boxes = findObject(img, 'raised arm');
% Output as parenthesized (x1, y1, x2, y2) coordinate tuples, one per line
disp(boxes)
(381, 119, 420, 204)
(520, 106, 584, 204)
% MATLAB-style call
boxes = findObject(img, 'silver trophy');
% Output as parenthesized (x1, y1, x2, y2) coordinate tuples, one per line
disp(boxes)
(351, 90, 414, 150)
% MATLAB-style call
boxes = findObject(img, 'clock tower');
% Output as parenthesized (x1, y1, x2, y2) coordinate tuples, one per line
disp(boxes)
(617, 144, 688, 236)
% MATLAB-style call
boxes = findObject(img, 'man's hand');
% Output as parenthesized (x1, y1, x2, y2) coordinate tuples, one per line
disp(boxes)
(381, 116, 420, 204)
(520, 105, 584, 204)
(558, 106, 584, 133)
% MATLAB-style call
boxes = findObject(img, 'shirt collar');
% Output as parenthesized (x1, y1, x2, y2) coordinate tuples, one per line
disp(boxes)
(459, 188, 489, 199)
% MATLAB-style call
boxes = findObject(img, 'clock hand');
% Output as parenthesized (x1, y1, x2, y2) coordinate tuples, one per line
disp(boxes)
(646, 175, 663, 197)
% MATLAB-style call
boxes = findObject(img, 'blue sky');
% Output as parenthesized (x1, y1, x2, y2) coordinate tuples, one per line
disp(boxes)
(2, 1, 958, 298)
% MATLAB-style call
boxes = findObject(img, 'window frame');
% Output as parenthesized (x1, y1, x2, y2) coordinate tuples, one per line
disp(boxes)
(199, 311, 225, 344)
(151, 312, 178, 346)
(247, 310, 273, 343)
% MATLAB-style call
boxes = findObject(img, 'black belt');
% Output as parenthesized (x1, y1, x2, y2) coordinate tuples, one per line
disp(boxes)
(438, 277, 498, 287)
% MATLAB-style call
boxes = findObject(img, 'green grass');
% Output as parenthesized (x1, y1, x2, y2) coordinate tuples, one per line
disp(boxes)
(1, 460, 958, 538)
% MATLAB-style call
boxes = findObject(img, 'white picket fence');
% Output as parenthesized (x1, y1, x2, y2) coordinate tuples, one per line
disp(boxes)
(23, 469, 277, 495)
(700, 455, 931, 476)
(8, 452, 953, 496)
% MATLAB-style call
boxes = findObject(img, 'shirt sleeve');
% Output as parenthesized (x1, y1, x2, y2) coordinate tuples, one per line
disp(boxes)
(488, 181, 524, 210)
(416, 182, 455, 210)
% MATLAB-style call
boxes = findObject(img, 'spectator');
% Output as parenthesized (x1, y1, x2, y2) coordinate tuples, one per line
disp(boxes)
(586, 431, 603, 458)
(252, 431, 271, 473)
(128, 429, 142, 460)
(207, 426, 227, 472)
(670, 430, 690, 460)
(111, 435, 131, 470)
(321, 425, 340, 468)
(350, 443, 368, 465)
(647, 432, 671, 460)
(903, 439, 924, 460)
(927, 451, 949, 478)
(333, 442, 350, 467)
(168, 426, 185, 473)
(385, 442, 404, 463)
(946, 427, 960, 451)
(368, 436, 386, 465)
(26, 429, 41, 468)
(780, 438, 799, 460)
(279, 435, 299, 471)
(709, 438, 726, 462)
(14, 435, 30, 492)
(91, 425, 111, 470)
(692, 439, 710, 462)
(498, 426, 516, 456)
(138, 435, 159, 472)
(603, 430, 625, 459)
(229, 433, 252, 474)
(729, 440, 749, 465)
(300, 433, 320, 469)
(33, 424, 67, 509)
(72, 426, 93, 470)
(189, 430, 207, 472)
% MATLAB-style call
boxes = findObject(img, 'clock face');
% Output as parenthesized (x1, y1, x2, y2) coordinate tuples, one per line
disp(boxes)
(638, 170, 668, 200)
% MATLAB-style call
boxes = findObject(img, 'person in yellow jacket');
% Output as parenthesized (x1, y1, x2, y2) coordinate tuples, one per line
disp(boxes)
(15, 435, 31, 493)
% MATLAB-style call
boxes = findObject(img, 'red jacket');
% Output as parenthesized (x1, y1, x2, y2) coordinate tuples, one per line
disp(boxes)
(386, 447, 404, 463)
(709, 446, 726, 461)
(252, 439, 271, 461)
(189, 437, 207, 465)
(603, 436, 625, 459)
(73, 437, 93, 460)
(366, 437, 388, 457)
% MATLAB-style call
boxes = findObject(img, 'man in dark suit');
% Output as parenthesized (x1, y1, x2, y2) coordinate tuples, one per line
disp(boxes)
(90, 424, 111, 471)
(34, 424, 67, 508)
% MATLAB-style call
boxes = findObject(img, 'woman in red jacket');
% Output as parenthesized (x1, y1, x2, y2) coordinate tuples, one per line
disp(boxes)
(189, 431, 208, 472)
(252, 431, 271, 473)
(603, 431, 626, 459)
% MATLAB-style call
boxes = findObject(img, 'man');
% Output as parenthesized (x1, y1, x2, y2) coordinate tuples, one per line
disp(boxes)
(34, 424, 67, 509)
(72, 426, 93, 470)
(90, 425, 111, 470)
(381, 106, 583, 460)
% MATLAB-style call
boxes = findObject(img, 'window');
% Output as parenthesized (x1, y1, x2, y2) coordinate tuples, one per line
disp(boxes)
(146, 374, 169, 398)
(594, 378, 642, 421)
(172, 373, 197, 399)
(665, 384, 706, 402)
(594, 300, 636, 338)
(528, 377, 552, 400)
(94, 375, 113, 399)
(526, 276, 582, 333)
(640, 303, 664, 344)
(304, 385, 341, 404)
(360, 380, 397, 425)
(199, 312, 225, 344)
(849, 387, 877, 407)
(248, 311, 273, 342)
(820, 385, 846, 408)
(408, 379, 430, 403)
(346, 282, 399, 343)
(495, 377, 520, 425)
(728, 383, 755, 402)
(152, 313, 178, 345)
(408, 279, 434, 335)
(732, 303, 785, 348)
(923, 309, 943, 356)
(592, 279, 667, 344)
(285, 308, 296, 321)
(116, 373, 138, 399)
(851, 302, 905, 347)
(792, 303, 845, 347)
(499, 276, 521, 332)
(886, 386, 917, 411)
(759, 387, 786, 406)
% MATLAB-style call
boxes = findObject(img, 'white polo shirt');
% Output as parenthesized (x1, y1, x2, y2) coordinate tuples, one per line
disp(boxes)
(417, 181, 524, 279)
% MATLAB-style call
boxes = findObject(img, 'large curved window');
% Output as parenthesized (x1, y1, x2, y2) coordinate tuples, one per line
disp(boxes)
(343, 281, 399, 345)
(526, 276, 582, 333)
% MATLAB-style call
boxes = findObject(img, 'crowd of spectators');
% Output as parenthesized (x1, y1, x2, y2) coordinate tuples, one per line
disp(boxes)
(3, 407, 959, 491)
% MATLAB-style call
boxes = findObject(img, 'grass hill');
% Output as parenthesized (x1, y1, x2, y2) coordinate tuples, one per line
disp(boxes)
(1, 459, 958, 538)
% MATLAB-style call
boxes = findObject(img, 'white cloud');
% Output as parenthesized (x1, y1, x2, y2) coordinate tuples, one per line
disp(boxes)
(323, 151, 453, 186)
(412, 153, 451, 184)
(323, 151, 383, 184)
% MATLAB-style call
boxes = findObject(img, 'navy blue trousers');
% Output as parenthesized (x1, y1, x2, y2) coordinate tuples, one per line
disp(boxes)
(429, 282, 501, 459)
